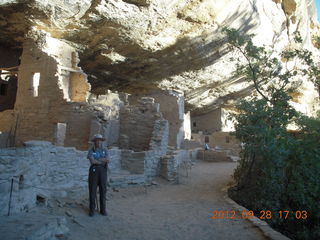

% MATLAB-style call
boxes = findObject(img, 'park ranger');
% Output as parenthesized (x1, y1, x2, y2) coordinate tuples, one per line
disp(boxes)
(87, 134, 109, 216)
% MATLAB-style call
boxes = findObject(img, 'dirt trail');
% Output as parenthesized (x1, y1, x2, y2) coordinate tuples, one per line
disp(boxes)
(49, 160, 267, 240)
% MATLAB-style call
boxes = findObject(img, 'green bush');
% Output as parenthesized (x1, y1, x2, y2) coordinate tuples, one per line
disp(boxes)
(224, 28, 320, 239)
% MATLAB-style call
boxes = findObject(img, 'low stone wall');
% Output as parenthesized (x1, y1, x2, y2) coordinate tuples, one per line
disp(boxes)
(197, 149, 234, 162)
(182, 139, 202, 150)
(0, 141, 124, 216)
(160, 148, 200, 181)
(0, 141, 89, 216)
(0, 133, 171, 215)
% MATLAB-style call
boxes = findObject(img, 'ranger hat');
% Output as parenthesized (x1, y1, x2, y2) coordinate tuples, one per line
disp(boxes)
(91, 134, 105, 141)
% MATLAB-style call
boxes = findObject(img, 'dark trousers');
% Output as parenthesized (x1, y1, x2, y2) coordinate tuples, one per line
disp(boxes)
(88, 165, 107, 213)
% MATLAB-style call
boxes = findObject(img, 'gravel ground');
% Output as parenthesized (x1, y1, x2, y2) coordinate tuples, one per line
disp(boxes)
(46, 160, 267, 240)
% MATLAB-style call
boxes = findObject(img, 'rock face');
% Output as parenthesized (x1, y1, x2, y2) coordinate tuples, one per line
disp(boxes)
(0, 0, 319, 115)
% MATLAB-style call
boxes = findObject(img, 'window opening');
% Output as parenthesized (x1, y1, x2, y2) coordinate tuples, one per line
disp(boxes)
(32, 72, 40, 97)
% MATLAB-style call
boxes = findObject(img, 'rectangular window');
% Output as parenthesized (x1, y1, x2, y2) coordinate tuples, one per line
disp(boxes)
(205, 136, 209, 143)
(193, 122, 196, 127)
(32, 72, 40, 97)
(55, 123, 67, 146)
(0, 84, 8, 96)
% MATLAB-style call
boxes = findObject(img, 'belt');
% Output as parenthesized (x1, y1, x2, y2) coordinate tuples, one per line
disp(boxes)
(91, 163, 108, 168)
(92, 164, 103, 167)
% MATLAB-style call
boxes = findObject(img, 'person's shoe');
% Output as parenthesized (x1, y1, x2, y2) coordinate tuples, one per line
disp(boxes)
(89, 211, 95, 217)
(100, 210, 108, 216)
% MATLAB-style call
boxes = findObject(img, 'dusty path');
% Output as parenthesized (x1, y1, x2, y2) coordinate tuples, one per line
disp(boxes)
(51, 160, 267, 240)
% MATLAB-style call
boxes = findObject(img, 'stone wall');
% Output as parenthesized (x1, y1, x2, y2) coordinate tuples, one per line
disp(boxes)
(10, 36, 96, 150)
(116, 119, 169, 179)
(192, 131, 240, 156)
(0, 34, 125, 150)
(119, 97, 161, 151)
(182, 139, 202, 150)
(0, 141, 89, 216)
(145, 119, 169, 179)
(0, 141, 146, 216)
(160, 148, 200, 181)
(191, 108, 222, 134)
(0, 122, 170, 216)
(129, 90, 186, 149)
(197, 149, 233, 162)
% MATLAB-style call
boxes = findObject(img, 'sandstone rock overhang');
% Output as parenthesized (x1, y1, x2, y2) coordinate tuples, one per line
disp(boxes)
(0, 0, 319, 114)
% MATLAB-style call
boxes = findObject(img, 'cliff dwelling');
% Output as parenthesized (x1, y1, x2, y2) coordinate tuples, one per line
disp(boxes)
(0, 0, 319, 240)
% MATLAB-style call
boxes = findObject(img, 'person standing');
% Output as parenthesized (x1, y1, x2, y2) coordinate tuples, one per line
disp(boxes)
(87, 134, 110, 216)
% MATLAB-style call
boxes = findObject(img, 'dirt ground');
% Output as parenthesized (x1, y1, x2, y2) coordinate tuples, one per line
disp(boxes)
(42, 160, 267, 240)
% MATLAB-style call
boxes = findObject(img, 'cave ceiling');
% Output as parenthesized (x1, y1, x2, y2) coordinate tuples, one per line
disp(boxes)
(0, 0, 318, 114)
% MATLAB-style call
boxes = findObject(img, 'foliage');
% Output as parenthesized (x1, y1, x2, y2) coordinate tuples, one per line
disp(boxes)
(223, 28, 320, 240)
(312, 34, 320, 49)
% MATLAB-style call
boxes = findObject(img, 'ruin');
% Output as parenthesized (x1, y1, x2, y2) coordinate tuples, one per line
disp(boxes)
(0, 1, 319, 239)
(0, 32, 203, 218)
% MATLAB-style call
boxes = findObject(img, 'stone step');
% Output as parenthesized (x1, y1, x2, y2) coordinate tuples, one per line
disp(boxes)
(0, 213, 68, 240)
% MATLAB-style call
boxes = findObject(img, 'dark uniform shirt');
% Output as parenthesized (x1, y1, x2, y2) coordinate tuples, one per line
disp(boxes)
(87, 147, 109, 164)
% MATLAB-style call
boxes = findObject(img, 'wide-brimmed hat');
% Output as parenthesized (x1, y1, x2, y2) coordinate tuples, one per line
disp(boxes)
(91, 134, 105, 141)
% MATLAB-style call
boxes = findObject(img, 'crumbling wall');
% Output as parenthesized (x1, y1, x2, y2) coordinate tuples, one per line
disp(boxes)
(0, 141, 126, 216)
(160, 149, 200, 181)
(117, 119, 169, 178)
(119, 97, 161, 151)
(0, 34, 125, 150)
(0, 141, 89, 216)
(88, 92, 125, 146)
(130, 90, 186, 149)
(10, 36, 95, 149)
(145, 119, 169, 178)
(0, 134, 171, 216)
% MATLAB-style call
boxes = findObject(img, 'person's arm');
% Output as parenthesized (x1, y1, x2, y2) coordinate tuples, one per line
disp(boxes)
(89, 157, 103, 165)
(99, 149, 110, 164)
(87, 149, 103, 165)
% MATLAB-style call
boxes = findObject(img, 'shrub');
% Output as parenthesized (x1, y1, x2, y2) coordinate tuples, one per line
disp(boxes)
(224, 28, 320, 239)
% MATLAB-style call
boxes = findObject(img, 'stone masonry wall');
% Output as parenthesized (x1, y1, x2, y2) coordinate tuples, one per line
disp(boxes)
(0, 34, 124, 150)
(119, 97, 161, 151)
(129, 90, 185, 149)
(191, 108, 222, 134)
(160, 148, 200, 181)
(11, 37, 97, 150)
(0, 141, 89, 216)
(0, 141, 124, 216)
(144, 119, 169, 179)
